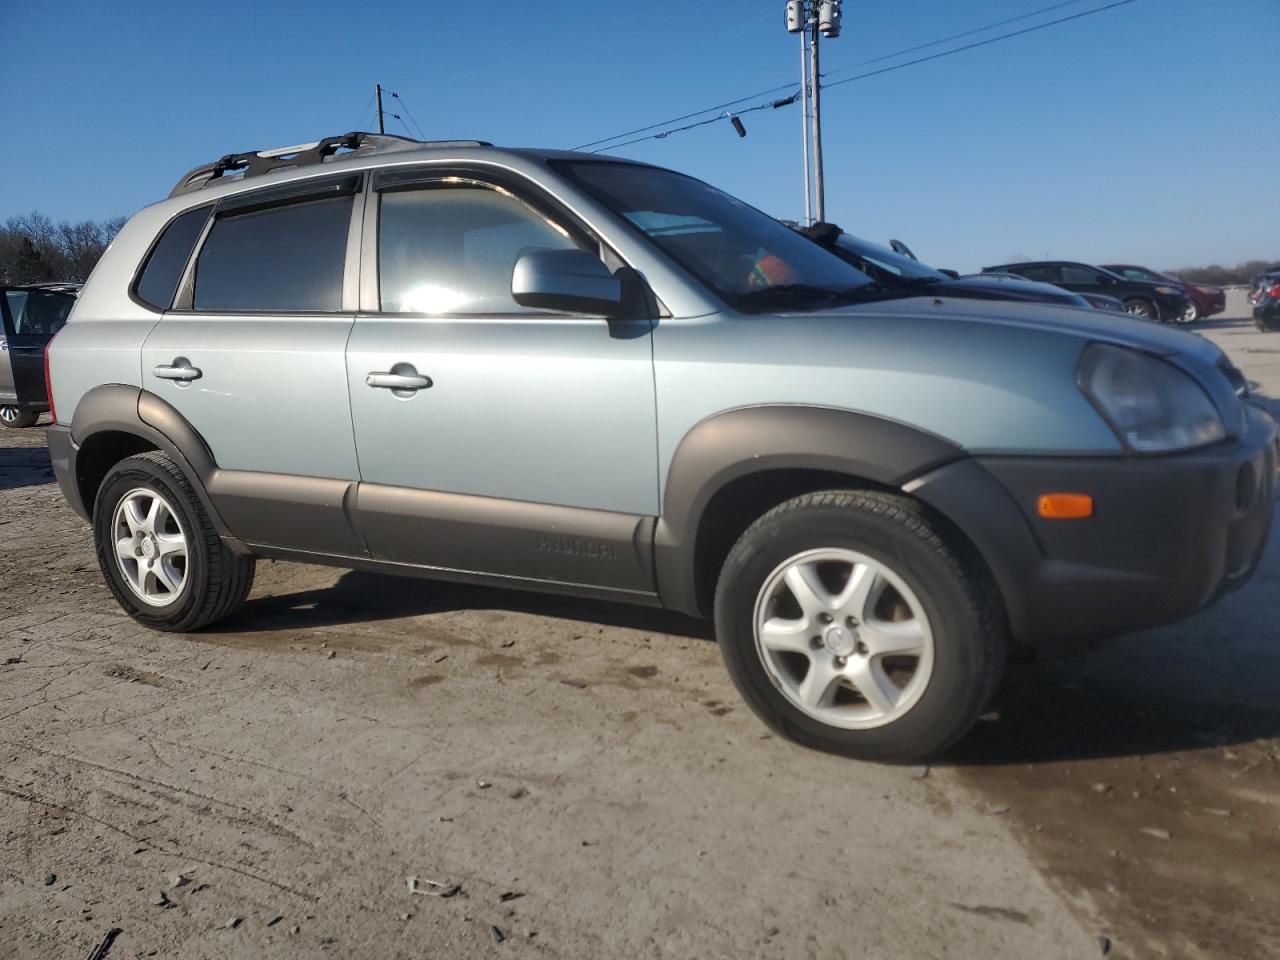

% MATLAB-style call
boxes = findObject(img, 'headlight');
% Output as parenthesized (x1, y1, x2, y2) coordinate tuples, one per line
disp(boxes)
(1077, 343, 1225, 453)
(1154, 285, 1181, 296)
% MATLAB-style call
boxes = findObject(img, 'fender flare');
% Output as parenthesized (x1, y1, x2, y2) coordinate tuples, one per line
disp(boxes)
(653, 405, 964, 615)
(68, 384, 242, 547)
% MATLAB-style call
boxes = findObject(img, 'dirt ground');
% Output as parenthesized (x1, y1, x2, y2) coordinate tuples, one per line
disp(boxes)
(2, 290, 1277, 959)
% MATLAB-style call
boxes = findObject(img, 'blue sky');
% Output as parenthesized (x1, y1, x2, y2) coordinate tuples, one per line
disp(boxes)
(2, 0, 1276, 272)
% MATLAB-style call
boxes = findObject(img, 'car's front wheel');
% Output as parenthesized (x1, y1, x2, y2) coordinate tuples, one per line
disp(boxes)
(714, 491, 1005, 762)
(0, 405, 38, 428)
(93, 450, 255, 631)
(1124, 298, 1158, 321)
(1181, 301, 1201, 324)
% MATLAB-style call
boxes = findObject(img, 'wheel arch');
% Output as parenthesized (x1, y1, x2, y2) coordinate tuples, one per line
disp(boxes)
(67, 384, 242, 548)
(654, 406, 968, 617)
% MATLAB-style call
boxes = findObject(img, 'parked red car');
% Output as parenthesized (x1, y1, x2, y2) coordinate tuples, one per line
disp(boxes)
(1101, 264, 1226, 323)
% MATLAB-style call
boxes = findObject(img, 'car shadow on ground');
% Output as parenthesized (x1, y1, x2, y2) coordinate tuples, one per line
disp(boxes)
(0, 442, 54, 491)
(947, 658, 1280, 766)
(228, 568, 713, 641)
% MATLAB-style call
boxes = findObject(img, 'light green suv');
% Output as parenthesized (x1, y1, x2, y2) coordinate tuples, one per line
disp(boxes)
(45, 132, 1278, 761)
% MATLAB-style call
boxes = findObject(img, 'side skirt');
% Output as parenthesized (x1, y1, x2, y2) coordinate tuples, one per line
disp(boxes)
(247, 544, 663, 608)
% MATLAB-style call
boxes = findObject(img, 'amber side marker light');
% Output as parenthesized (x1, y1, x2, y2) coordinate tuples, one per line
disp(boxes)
(1038, 493, 1094, 519)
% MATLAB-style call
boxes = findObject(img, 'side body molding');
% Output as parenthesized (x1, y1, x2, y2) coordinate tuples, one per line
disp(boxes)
(653, 405, 964, 616)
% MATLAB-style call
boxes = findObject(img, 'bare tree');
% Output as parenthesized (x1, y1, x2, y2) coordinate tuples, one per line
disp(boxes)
(0, 211, 126, 284)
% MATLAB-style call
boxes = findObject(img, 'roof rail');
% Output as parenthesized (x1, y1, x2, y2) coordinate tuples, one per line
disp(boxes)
(168, 131, 493, 198)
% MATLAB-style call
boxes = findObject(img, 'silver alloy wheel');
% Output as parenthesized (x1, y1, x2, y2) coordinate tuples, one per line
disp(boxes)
(1125, 301, 1154, 319)
(1181, 302, 1200, 324)
(111, 488, 189, 607)
(752, 548, 935, 730)
(0, 406, 17, 425)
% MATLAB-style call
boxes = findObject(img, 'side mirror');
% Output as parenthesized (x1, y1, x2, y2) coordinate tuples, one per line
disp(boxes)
(512, 249, 624, 317)
(938, 268, 959, 279)
(1097, 274, 1115, 285)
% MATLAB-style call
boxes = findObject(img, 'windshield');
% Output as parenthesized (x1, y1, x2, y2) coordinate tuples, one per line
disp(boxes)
(555, 161, 877, 311)
(832, 234, 947, 282)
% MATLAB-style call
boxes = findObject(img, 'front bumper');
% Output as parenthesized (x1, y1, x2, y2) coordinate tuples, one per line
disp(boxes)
(909, 404, 1278, 653)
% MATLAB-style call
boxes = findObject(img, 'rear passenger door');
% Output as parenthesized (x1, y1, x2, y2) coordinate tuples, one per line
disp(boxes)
(138, 175, 366, 555)
(1059, 264, 1109, 296)
(344, 169, 659, 594)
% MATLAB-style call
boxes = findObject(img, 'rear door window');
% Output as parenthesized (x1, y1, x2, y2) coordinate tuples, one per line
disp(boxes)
(1061, 265, 1103, 285)
(135, 206, 212, 310)
(193, 195, 352, 312)
(1014, 265, 1061, 284)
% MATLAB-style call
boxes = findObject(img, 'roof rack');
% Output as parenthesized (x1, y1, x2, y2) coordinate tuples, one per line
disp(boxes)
(169, 131, 493, 198)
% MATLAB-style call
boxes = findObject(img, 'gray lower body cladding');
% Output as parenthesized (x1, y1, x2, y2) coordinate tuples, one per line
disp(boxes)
(909, 404, 1278, 652)
(48, 393, 1278, 653)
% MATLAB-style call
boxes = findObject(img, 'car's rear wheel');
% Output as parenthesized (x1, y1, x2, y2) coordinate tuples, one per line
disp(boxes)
(1181, 301, 1201, 324)
(714, 490, 1005, 762)
(1124, 298, 1158, 321)
(93, 450, 255, 631)
(0, 406, 38, 428)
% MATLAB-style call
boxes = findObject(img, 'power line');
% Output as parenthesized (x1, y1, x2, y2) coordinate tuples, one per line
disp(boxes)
(594, 93, 800, 153)
(572, 80, 798, 151)
(824, 0, 1098, 77)
(825, 0, 1141, 90)
(354, 93, 376, 130)
(390, 91, 428, 140)
(586, 0, 1140, 153)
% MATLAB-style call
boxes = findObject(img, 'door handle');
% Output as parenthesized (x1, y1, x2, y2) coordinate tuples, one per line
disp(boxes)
(366, 370, 432, 391)
(152, 358, 202, 382)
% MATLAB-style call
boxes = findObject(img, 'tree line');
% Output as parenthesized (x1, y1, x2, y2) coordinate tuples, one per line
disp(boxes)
(0, 211, 127, 286)
(1170, 260, 1280, 287)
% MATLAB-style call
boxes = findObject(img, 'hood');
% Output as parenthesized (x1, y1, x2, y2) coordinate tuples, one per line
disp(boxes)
(796, 294, 1224, 365)
(935, 275, 1082, 304)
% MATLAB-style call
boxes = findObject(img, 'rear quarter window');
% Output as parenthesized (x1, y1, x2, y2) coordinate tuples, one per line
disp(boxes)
(134, 205, 212, 310)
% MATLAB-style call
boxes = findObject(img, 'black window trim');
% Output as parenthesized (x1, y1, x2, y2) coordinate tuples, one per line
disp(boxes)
(360, 164, 646, 321)
(170, 173, 365, 315)
(128, 203, 215, 313)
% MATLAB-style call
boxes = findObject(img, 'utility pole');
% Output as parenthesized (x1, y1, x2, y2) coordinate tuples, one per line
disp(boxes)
(375, 83, 385, 134)
(799, 23, 812, 225)
(786, 2, 841, 225)
(809, 20, 824, 222)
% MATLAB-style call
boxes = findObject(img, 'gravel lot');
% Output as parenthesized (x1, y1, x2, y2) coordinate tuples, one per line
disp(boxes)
(2, 290, 1276, 959)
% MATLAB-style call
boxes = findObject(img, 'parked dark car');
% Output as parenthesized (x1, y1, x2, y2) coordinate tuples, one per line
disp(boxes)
(1251, 270, 1280, 305)
(982, 261, 1190, 322)
(1101, 264, 1225, 323)
(802, 226, 1096, 309)
(1255, 278, 1280, 331)
(1, 283, 78, 427)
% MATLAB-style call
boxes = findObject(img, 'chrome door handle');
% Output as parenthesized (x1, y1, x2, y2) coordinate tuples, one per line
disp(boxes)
(152, 358, 202, 381)
(366, 371, 432, 391)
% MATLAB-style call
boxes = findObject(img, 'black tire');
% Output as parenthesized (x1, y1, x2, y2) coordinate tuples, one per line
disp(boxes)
(0, 406, 38, 428)
(1123, 298, 1158, 322)
(92, 450, 255, 631)
(713, 490, 1005, 763)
